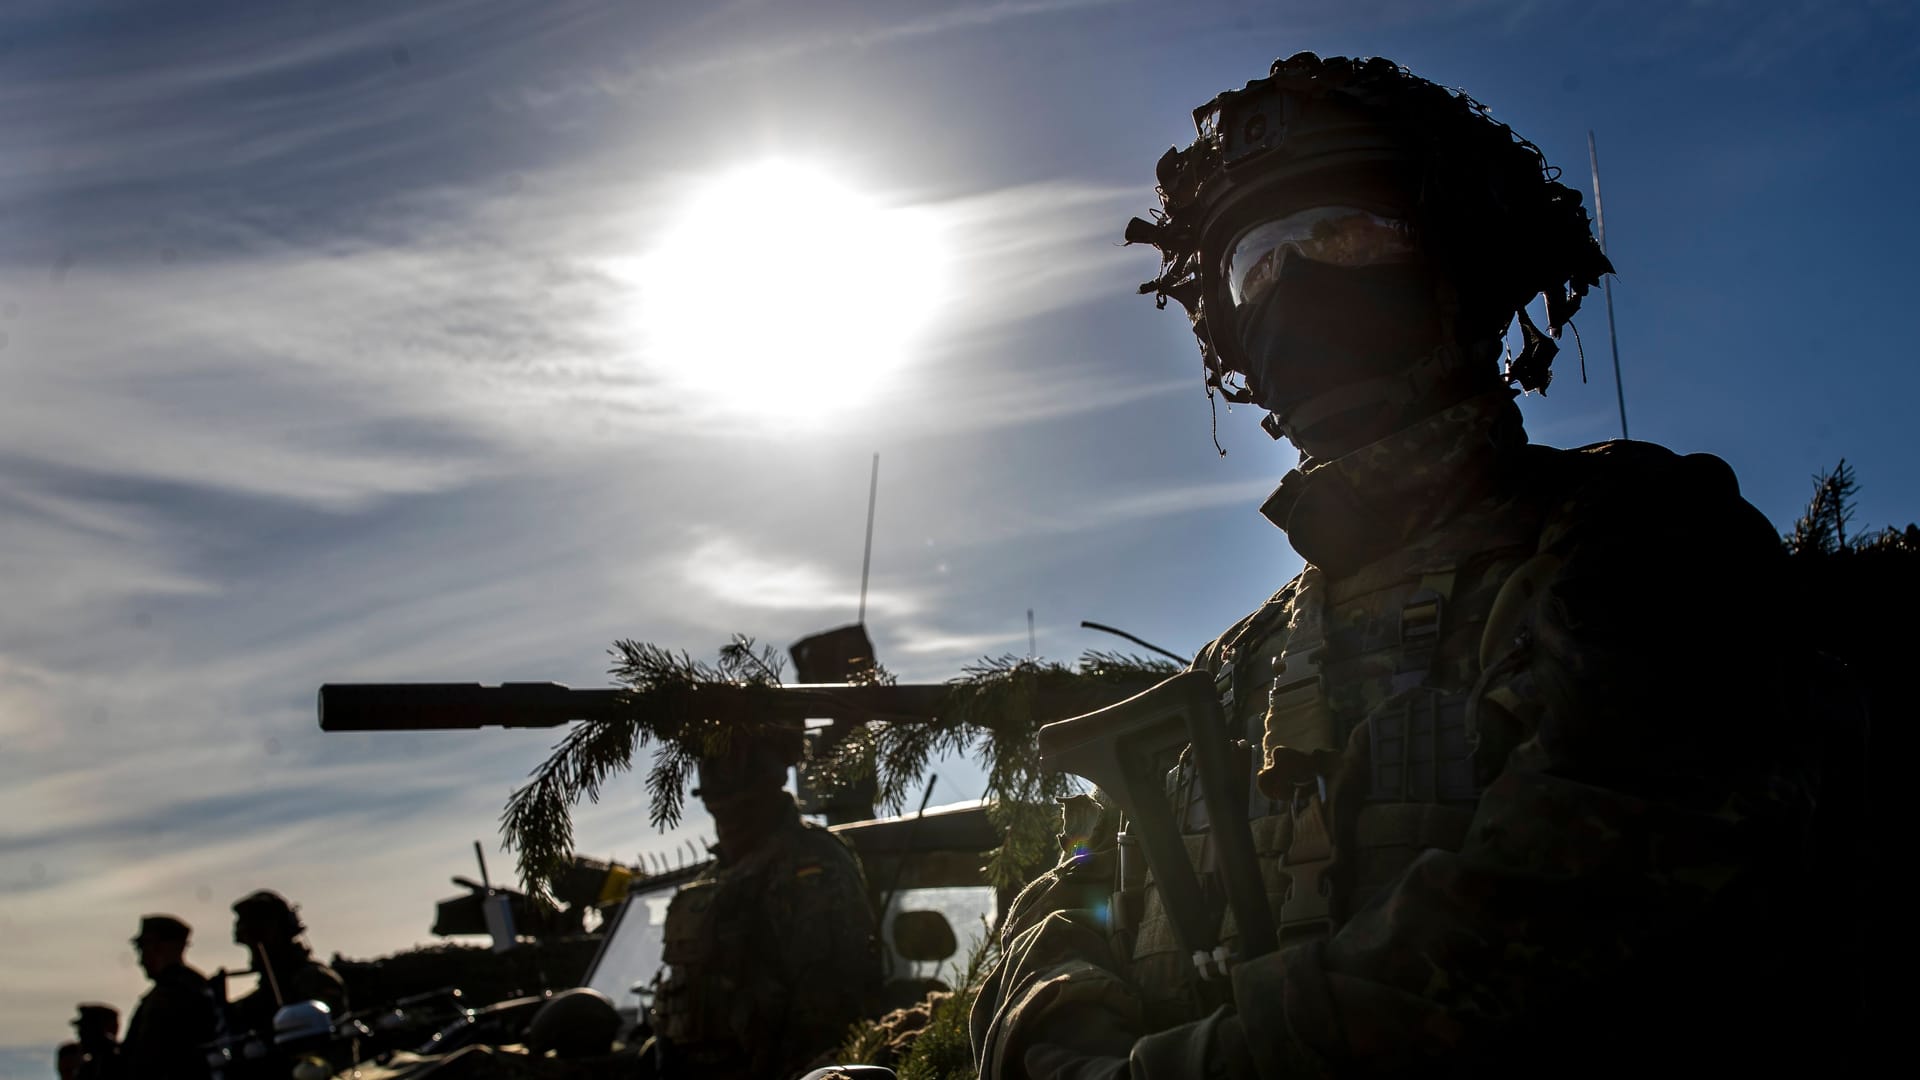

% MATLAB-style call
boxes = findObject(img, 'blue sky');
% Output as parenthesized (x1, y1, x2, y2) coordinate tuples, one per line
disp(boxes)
(4, 0, 1917, 1069)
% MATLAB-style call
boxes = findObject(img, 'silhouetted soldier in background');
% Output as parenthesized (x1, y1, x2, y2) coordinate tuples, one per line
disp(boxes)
(645, 719, 883, 1079)
(58, 1043, 84, 1080)
(227, 890, 347, 1042)
(71, 1003, 123, 1080)
(124, 915, 217, 1080)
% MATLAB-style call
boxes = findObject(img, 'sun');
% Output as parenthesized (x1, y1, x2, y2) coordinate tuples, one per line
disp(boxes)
(636, 160, 949, 421)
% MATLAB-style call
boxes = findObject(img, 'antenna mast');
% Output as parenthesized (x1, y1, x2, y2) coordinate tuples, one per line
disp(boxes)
(857, 452, 879, 625)
(1588, 130, 1630, 441)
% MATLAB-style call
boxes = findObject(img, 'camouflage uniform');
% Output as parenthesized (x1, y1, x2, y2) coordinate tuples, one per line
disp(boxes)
(125, 963, 219, 1080)
(649, 798, 881, 1079)
(973, 391, 1840, 1076)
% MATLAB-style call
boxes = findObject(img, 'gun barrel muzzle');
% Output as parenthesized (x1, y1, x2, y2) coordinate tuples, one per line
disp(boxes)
(317, 683, 627, 731)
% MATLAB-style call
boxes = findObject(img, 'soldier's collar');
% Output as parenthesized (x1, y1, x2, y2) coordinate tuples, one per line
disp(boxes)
(1260, 388, 1524, 573)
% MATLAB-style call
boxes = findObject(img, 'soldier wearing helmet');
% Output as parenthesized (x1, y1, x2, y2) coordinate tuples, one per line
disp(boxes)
(227, 891, 347, 1046)
(525, 987, 623, 1060)
(124, 915, 218, 1080)
(971, 54, 1839, 1077)
(58, 1042, 85, 1080)
(644, 717, 883, 1079)
(70, 1004, 123, 1080)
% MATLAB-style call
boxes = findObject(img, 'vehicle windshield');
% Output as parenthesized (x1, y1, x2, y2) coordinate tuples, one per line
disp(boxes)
(582, 881, 998, 1010)
(582, 882, 680, 1012)
(881, 885, 997, 983)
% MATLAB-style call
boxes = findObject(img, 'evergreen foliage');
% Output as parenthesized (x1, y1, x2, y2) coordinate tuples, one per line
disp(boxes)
(832, 650, 1178, 890)
(1785, 458, 1920, 558)
(499, 638, 1175, 895)
(836, 919, 998, 1080)
(896, 930, 994, 1080)
(1780, 460, 1916, 1038)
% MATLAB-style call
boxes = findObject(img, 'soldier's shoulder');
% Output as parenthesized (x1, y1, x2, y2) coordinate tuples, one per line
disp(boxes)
(141, 967, 216, 1022)
(1190, 573, 1305, 674)
(1522, 439, 1777, 552)
(1525, 438, 1744, 501)
(788, 816, 863, 867)
(776, 820, 871, 909)
(158, 964, 211, 991)
(296, 958, 348, 993)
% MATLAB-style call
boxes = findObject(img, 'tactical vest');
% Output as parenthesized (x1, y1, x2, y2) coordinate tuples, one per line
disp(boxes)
(654, 867, 761, 1067)
(1117, 473, 1547, 1026)
(651, 814, 876, 1078)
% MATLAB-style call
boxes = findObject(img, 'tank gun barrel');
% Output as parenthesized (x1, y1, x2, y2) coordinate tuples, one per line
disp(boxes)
(319, 683, 625, 730)
(319, 678, 1161, 733)
(318, 681, 967, 732)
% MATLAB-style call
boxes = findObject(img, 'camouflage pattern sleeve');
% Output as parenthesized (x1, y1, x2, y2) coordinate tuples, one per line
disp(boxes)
(1125, 447, 1823, 1076)
(761, 824, 883, 1076)
(971, 794, 1146, 1079)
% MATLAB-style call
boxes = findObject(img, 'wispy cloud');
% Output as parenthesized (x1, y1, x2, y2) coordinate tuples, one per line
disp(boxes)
(930, 182, 1147, 333)
(514, 0, 1125, 102)
(678, 533, 923, 619)
(935, 476, 1279, 548)
(0, 486, 221, 655)
(889, 626, 1032, 657)
(1602, 0, 1919, 78)
(0, 2, 599, 212)
(4, 173, 1152, 504)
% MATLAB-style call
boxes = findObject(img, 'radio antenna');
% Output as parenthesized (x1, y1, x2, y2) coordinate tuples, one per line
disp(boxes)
(1588, 130, 1630, 440)
(1081, 620, 1188, 665)
(857, 453, 879, 625)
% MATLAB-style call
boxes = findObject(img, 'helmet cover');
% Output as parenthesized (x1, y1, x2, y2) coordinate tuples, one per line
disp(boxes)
(1124, 53, 1613, 410)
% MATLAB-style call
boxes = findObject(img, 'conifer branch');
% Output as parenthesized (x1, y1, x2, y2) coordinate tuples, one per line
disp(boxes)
(500, 639, 1176, 896)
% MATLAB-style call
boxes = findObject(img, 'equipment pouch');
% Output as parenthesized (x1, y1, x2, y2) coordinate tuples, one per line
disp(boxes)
(1366, 686, 1477, 804)
(656, 880, 737, 1048)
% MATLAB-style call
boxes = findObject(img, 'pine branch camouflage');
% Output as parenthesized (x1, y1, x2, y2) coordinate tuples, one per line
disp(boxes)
(500, 640, 1174, 897)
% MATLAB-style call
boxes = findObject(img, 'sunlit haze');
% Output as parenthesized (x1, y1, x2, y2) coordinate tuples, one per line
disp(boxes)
(632, 159, 949, 421)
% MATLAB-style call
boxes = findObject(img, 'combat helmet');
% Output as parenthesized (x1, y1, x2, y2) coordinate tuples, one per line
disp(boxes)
(524, 987, 621, 1059)
(690, 716, 806, 801)
(232, 889, 305, 945)
(1125, 53, 1613, 444)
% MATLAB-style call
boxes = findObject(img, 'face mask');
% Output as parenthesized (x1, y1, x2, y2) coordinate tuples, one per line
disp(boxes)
(705, 788, 789, 855)
(1231, 251, 1443, 415)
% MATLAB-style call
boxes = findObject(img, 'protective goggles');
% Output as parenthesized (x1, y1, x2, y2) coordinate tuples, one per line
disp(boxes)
(1220, 206, 1417, 309)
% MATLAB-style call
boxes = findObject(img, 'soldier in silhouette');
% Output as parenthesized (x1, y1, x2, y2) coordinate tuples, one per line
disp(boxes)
(124, 916, 217, 1080)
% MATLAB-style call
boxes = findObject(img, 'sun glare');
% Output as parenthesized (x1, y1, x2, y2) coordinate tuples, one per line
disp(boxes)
(637, 160, 949, 421)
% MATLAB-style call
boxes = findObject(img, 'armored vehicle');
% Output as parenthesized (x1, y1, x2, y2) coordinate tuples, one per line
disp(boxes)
(294, 623, 1164, 1078)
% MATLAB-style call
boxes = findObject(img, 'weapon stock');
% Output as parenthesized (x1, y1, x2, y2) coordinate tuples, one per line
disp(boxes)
(1037, 670, 1277, 978)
